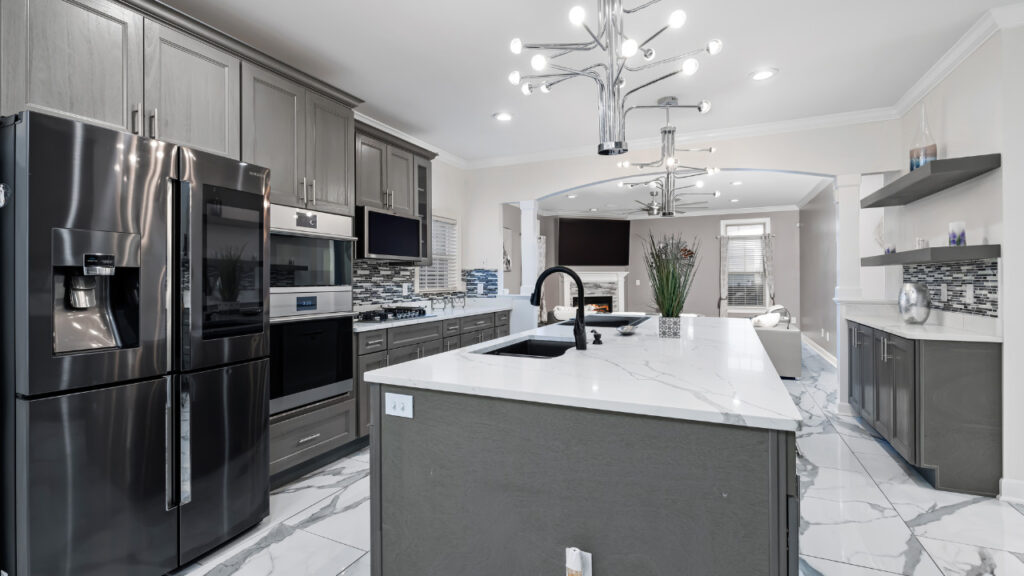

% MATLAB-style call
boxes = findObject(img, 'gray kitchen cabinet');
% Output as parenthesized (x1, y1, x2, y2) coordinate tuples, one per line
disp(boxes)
(496, 324, 511, 338)
(242, 63, 306, 208)
(873, 330, 894, 439)
(388, 343, 422, 366)
(357, 350, 388, 437)
(421, 338, 444, 358)
(460, 330, 484, 348)
(387, 146, 416, 216)
(306, 90, 355, 215)
(355, 133, 416, 217)
(355, 133, 387, 209)
(270, 396, 356, 477)
(888, 334, 917, 463)
(857, 324, 876, 423)
(443, 336, 460, 352)
(415, 155, 433, 263)
(388, 321, 443, 349)
(1, 0, 144, 133)
(848, 323, 863, 411)
(143, 19, 240, 157)
(357, 330, 388, 355)
(495, 310, 511, 326)
(442, 319, 461, 338)
(460, 314, 494, 332)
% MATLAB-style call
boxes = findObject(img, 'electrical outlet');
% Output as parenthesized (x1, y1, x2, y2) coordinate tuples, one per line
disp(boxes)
(826, 331, 830, 342)
(940, 284, 948, 302)
(635, 279, 641, 286)
(384, 393, 414, 419)
(965, 284, 975, 305)
(476, 283, 484, 295)
(402, 283, 410, 296)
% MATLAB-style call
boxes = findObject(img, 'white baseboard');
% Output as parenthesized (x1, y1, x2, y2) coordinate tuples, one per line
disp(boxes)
(1000, 478, 1024, 504)
(801, 334, 838, 367)
(837, 401, 857, 417)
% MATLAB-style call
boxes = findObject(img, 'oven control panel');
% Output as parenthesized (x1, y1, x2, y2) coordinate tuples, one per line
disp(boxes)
(296, 296, 318, 311)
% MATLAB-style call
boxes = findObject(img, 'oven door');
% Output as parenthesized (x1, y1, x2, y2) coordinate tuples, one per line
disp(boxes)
(177, 147, 270, 372)
(269, 314, 354, 415)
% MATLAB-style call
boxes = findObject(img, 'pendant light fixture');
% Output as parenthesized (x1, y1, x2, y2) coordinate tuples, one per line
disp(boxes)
(507, 0, 721, 155)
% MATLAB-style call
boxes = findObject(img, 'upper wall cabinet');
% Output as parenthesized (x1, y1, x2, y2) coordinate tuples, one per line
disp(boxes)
(355, 133, 415, 217)
(143, 20, 240, 158)
(1, 0, 144, 133)
(243, 63, 353, 215)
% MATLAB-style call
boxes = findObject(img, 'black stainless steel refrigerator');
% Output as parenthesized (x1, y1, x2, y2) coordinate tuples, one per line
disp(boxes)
(0, 111, 271, 576)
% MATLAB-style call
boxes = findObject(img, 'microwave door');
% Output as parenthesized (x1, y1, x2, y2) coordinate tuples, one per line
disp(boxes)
(177, 148, 270, 372)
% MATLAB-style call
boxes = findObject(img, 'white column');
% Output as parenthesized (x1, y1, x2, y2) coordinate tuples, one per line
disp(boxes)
(833, 174, 862, 416)
(519, 200, 540, 296)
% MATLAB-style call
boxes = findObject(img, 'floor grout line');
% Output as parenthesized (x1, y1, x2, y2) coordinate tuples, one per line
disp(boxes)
(799, 552, 914, 576)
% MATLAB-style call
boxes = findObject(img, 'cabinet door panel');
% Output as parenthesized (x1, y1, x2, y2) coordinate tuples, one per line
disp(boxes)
(2, 0, 144, 132)
(242, 63, 306, 208)
(874, 331, 894, 439)
(387, 146, 415, 216)
(357, 351, 388, 437)
(355, 133, 387, 209)
(890, 335, 917, 463)
(415, 156, 432, 263)
(858, 325, 876, 423)
(848, 324, 862, 410)
(143, 20, 240, 158)
(306, 91, 354, 215)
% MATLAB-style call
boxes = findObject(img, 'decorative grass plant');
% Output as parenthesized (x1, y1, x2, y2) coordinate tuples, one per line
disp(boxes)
(641, 232, 699, 336)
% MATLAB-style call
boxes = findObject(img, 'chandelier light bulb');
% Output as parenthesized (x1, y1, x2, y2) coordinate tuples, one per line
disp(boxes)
(709, 146, 717, 154)
(698, 100, 712, 114)
(621, 38, 639, 58)
(642, 48, 656, 61)
(707, 39, 724, 56)
(540, 82, 551, 94)
(521, 83, 534, 96)
(668, 9, 687, 29)
(617, 181, 625, 187)
(508, 70, 521, 86)
(713, 190, 722, 198)
(568, 5, 586, 26)
(696, 180, 705, 188)
(681, 58, 700, 76)
(666, 157, 677, 166)
(530, 54, 548, 71)
(510, 38, 523, 54)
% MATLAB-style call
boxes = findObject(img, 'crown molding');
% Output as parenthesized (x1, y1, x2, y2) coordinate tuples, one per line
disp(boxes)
(992, 3, 1024, 29)
(352, 111, 472, 170)
(539, 204, 800, 219)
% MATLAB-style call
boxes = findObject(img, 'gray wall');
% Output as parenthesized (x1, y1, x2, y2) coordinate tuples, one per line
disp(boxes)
(501, 203, 521, 293)
(799, 187, 837, 356)
(626, 211, 801, 319)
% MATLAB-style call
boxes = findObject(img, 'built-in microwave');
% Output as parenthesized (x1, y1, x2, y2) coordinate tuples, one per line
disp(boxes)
(356, 205, 422, 261)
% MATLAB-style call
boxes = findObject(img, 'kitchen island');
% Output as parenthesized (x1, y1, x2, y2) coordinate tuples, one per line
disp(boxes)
(364, 317, 803, 575)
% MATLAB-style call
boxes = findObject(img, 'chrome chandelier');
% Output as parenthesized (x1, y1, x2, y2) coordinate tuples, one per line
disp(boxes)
(617, 97, 719, 217)
(507, 0, 722, 155)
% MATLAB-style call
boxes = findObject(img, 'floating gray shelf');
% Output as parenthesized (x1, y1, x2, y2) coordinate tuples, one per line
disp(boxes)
(861, 245, 1001, 267)
(861, 154, 1002, 209)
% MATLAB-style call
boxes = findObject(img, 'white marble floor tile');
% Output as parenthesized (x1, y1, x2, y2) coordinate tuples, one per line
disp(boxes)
(349, 448, 370, 463)
(271, 458, 370, 525)
(842, 434, 892, 457)
(1011, 502, 1024, 518)
(829, 413, 883, 441)
(189, 525, 365, 576)
(337, 552, 370, 575)
(797, 427, 869, 473)
(857, 451, 1024, 554)
(801, 555, 914, 576)
(800, 466, 942, 575)
(286, 475, 372, 552)
(918, 537, 1024, 576)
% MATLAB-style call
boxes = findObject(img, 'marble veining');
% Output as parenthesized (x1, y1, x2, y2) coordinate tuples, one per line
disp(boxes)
(364, 317, 804, 431)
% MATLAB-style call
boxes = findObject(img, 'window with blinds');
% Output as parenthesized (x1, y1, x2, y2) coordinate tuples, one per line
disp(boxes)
(725, 223, 767, 308)
(417, 216, 459, 292)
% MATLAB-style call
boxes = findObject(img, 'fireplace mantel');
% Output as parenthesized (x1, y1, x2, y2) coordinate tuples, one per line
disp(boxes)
(562, 271, 630, 313)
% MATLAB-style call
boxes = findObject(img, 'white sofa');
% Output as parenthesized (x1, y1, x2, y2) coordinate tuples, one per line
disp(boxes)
(754, 324, 802, 378)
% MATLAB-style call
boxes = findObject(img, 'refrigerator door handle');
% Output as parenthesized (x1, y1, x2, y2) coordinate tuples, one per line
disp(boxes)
(165, 378, 178, 511)
(180, 380, 193, 506)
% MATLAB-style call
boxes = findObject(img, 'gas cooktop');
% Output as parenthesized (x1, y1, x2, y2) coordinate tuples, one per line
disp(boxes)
(356, 306, 432, 322)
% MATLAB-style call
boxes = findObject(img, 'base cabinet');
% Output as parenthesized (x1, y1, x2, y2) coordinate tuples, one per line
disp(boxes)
(847, 321, 1001, 495)
(269, 396, 356, 477)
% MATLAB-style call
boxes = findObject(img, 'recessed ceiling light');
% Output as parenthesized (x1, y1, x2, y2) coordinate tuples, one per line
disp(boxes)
(730, 198, 740, 203)
(492, 112, 513, 122)
(567, 194, 578, 199)
(588, 208, 598, 212)
(750, 68, 778, 81)
(731, 181, 743, 186)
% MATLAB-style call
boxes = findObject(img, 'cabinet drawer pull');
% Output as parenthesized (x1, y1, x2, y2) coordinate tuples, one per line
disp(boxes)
(132, 102, 142, 135)
(297, 433, 322, 446)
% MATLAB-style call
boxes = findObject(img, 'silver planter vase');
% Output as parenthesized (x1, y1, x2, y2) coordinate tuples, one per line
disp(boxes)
(898, 282, 932, 324)
(658, 316, 681, 338)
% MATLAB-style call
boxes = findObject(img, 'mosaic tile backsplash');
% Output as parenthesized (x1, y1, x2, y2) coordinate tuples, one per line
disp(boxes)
(903, 259, 999, 317)
(462, 269, 499, 298)
(352, 260, 465, 307)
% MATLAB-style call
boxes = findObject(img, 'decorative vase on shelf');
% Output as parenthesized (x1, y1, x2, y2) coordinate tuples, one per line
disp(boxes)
(658, 316, 682, 338)
(898, 282, 932, 325)
(949, 221, 967, 246)
(909, 106, 938, 172)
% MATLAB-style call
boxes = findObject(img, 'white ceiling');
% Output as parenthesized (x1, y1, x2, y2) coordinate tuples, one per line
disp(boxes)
(163, 0, 1020, 164)
(537, 169, 832, 219)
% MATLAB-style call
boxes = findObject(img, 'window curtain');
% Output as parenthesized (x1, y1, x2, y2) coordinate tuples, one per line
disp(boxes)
(763, 233, 775, 307)
(718, 237, 729, 317)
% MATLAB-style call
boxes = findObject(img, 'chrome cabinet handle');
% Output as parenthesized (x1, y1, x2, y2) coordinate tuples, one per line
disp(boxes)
(150, 108, 159, 139)
(132, 102, 142, 134)
(297, 433, 322, 446)
(301, 177, 308, 204)
(311, 179, 317, 206)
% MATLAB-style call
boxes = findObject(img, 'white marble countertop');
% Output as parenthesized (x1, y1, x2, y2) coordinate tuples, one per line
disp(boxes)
(845, 314, 1003, 343)
(353, 301, 513, 333)
(364, 316, 803, 432)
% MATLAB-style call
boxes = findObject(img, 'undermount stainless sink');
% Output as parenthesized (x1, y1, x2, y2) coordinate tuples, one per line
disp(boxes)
(479, 337, 577, 359)
(558, 315, 650, 328)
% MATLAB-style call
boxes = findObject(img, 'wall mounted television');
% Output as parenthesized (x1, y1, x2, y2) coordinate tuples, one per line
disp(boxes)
(557, 218, 630, 266)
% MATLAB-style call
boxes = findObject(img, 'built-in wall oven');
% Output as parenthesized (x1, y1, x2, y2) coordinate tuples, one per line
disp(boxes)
(269, 205, 356, 415)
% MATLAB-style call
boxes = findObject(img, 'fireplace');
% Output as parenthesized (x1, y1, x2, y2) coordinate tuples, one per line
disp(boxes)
(573, 295, 613, 314)
(562, 271, 629, 314)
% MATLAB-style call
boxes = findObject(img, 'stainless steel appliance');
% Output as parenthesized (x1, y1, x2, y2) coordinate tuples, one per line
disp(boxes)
(269, 205, 355, 415)
(0, 112, 270, 576)
(356, 205, 422, 261)
(356, 305, 431, 323)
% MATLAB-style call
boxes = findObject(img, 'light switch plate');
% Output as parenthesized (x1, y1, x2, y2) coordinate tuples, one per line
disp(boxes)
(635, 279, 641, 286)
(385, 393, 414, 418)
(940, 284, 948, 302)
